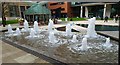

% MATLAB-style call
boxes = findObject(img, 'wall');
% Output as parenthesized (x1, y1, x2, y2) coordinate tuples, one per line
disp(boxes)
(48, 2, 68, 13)
(48, 2, 73, 18)
(66, 2, 73, 17)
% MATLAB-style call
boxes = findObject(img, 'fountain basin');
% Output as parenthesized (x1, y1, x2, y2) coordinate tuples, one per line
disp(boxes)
(76, 24, 119, 31)
(1, 28, 118, 64)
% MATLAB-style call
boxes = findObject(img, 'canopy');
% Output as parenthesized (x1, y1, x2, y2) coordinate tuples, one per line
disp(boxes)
(24, 3, 51, 15)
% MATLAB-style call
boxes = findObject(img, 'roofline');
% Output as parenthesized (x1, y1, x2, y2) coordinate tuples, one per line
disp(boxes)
(80, 2, 117, 6)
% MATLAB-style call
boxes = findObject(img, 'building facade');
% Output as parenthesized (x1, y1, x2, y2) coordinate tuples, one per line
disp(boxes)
(2, 2, 119, 20)
(2, 2, 33, 20)
(48, 2, 118, 18)
(71, 2, 118, 18)
(48, 2, 72, 18)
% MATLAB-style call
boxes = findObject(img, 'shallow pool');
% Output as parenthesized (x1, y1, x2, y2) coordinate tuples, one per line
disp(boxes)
(76, 24, 119, 31)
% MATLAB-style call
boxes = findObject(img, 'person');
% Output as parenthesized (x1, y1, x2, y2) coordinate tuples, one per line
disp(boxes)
(2, 17, 6, 27)
(104, 16, 108, 22)
(115, 15, 118, 23)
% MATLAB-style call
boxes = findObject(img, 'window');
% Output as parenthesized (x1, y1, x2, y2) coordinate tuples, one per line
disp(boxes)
(58, 2, 64, 5)
(42, 4, 46, 7)
(61, 8, 65, 11)
(9, 5, 19, 17)
(26, 6, 30, 9)
(50, 3, 58, 6)
(50, 2, 64, 6)
(75, 2, 81, 5)
(20, 6, 25, 12)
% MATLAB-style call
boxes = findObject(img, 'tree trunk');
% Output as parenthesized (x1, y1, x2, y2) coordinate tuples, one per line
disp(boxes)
(2, 2, 6, 27)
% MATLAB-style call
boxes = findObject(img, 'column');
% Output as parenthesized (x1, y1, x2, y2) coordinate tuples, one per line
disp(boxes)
(103, 4, 111, 18)
(105, 4, 111, 18)
(85, 6, 88, 18)
(103, 4, 107, 18)
(19, 5, 21, 17)
(80, 6, 83, 18)
(23, 6, 26, 19)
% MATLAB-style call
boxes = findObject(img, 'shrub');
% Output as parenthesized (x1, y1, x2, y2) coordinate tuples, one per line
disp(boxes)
(6, 19, 19, 24)
(61, 18, 86, 21)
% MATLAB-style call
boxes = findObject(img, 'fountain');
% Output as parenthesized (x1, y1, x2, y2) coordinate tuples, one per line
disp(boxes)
(2, 18, 118, 63)
(7, 24, 14, 34)
(5, 24, 15, 37)
(48, 19, 54, 33)
(66, 23, 72, 36)
(79, 38, 91, 51)
(68, 37, 91, 52)
(53, 28, 58, 33)
(33, 21, 39, 33)
(48, 31, 57, 43)
(103, 37, 113, 49)
(23, 20, 29, 32)
(25, 28, 38, 38)
(65, 18, 68, 21)
(15, 28, 21, 35)
(21, 28, 25, 32)
(71, 35, 78, 43)
(85, 17, 97, 38)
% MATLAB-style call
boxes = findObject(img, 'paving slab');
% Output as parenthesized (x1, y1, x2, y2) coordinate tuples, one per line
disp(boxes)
(97, 31, 119, 41)
(1, 40, 51, 64)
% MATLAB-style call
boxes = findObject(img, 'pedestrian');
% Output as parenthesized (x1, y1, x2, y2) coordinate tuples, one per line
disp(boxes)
(2, 17, 6, 27)
(104, 16, 108, 22)
(115, 14, 118, 23)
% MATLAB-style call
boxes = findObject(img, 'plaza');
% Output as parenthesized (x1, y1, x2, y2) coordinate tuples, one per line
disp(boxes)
(0, 1, 119, 65)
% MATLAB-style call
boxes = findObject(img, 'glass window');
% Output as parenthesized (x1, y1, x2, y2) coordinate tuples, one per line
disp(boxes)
(61, 8, 65, 11)
(26, 6, 30, 9)
(9, 5, 19, 17)
(30, 15, 33, 22)
(20, 6, 25, 12)
(58, 2, 64, 5)
(50, 3, 58, 6)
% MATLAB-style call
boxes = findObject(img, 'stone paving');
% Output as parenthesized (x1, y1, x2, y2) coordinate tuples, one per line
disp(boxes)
(0, 20, 119, 64)
(97, 31, 119, 40)
(1, 40, 52, 64)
